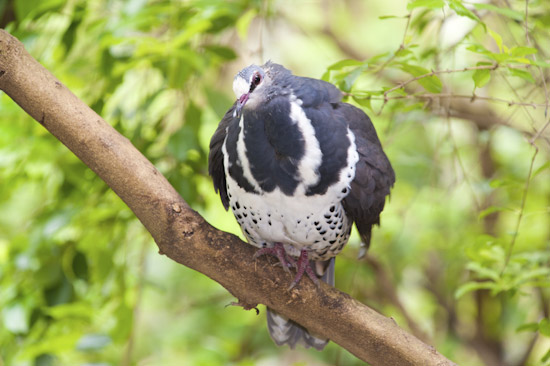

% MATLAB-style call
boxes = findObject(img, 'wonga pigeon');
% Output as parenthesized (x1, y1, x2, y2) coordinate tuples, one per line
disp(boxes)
(208, 62, 395, 350)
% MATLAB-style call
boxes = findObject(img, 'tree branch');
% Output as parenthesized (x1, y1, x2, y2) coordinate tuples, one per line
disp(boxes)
(0, 30, 456, 366)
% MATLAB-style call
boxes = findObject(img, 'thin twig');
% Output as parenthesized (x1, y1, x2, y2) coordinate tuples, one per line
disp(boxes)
(502, 148, 538, 271)
(445, 117, 482, 211)
(383, 64, 533, 98)
(360, 92, 547, 108)
(524, 0, 549, 117)
(373, 13, 412, 79)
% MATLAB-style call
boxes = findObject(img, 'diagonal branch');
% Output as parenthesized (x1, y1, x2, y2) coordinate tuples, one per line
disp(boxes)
(0, 29, 455, 366)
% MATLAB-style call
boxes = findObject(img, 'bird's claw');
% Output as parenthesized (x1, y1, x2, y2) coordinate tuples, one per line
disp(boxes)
(254, 244, 320, 289)
(226, 300, 260, 315)
(253, 242, 295, 273)
(287, 249, 320, 290)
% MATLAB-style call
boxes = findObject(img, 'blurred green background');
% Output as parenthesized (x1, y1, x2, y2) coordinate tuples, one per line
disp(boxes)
(1, 0, 549, 365)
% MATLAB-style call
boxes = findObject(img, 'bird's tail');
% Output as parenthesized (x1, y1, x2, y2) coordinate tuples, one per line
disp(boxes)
(266, 258, 335, 350)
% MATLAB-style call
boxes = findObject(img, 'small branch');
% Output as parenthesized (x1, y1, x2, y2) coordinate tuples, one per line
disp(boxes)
(502, 148, 537, 271)
(383, 63, 536, 100)
(369, 92, 547, 108)
(0, 30, 455, 366)
(383, 64, 503, 98)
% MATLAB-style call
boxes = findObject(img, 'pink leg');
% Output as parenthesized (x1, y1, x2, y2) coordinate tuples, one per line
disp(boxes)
(288, 249, 320, 290)
(253, 242, 295, 273)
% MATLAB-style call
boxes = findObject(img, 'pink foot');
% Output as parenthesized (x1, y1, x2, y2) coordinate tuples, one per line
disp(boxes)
(288, 249, 320, 290)
(253, 242, 295, 273)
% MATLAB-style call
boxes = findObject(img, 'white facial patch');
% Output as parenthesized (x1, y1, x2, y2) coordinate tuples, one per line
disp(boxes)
(232, 76, 250, 99)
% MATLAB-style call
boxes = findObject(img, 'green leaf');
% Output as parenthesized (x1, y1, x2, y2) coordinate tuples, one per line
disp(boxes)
(466, 262, 500, 281)
(532, 60, 550, 68)
(540, 318, 550, 337)
(509, 68, 535, 83)
(352, 96, 372, 111)
(542, 348, 550, 363)
(488, 28, 503, 53)
(473, 68, 491, 88)
(516, 322, 539, 333)
(327, 59, 364, 71)
(478, 206, 508, 220)
(513, 268, 550, 287)
(322, 59, 364, 82)
(379, 15, 409, 20)
(343, 66, 368, 91)
(43, 302, 94, 320)
(399, 63, 442, 93)
(467, 44, 490, 56)
(236, 9, 257, 40)
(203, 45, 237, 60)
(448, 0, 480, 22)
(473, 3, 524, 21)
(407, 0, 445, 11)
(510, 46, 538, 58)
(455, 281, 494, 299)
(14, 0, 64, 21)
(533, 161, 550, 178)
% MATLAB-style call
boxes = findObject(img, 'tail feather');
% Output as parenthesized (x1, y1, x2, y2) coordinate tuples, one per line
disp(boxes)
(266, 258, 335, 350)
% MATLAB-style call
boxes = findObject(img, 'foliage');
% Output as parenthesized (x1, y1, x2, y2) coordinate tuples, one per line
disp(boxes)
(0, 0, 549, 365)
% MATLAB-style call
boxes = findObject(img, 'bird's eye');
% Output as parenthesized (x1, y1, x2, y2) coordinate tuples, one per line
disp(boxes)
(253, 73, 262, 86)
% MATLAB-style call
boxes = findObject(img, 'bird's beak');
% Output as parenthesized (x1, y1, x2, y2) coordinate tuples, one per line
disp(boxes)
(233, 93, 249, 118)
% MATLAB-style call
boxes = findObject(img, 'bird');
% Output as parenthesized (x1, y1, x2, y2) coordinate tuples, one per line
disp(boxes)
(208, 61, 395, 350)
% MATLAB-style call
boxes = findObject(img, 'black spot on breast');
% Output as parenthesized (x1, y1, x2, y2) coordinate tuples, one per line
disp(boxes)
(330, 206, 335, 212)
(324, 214, 331, 219)
(319, 230, 327, 235)
(314, 221, 319, 226)
(252, 219, 258, 224)
(329, 240, 336, 245)
(235, 201, 240, 209)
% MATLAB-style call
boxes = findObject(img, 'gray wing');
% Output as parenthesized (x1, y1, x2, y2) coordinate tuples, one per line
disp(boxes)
(340, 103, 395, 248)
(208, 104, 237, 210)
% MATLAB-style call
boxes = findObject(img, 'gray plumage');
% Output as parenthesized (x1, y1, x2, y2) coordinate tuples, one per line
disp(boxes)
(208, 61, 395, 350)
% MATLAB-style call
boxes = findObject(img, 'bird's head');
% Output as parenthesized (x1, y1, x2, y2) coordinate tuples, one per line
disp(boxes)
(232, 64, 269, 118)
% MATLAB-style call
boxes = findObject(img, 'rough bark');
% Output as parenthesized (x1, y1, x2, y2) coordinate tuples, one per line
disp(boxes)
(0, 29, 456, 366)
